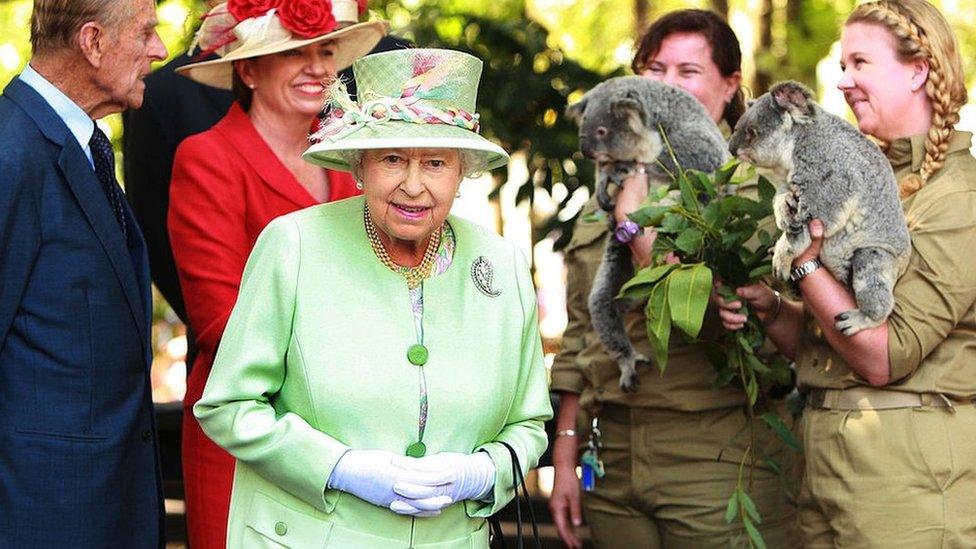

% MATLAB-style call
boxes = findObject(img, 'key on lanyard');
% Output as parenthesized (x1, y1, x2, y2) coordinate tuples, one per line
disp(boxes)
(581, 418, 605, 492)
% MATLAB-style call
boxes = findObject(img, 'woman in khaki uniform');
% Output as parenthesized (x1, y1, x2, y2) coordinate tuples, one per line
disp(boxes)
(549, 10, 800, 548)
(720, 0, 976, 546)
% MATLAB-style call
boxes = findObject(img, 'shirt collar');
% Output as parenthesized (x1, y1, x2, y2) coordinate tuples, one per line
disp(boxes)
(19, 63, 95, 162)
(886, 131, 974, 173)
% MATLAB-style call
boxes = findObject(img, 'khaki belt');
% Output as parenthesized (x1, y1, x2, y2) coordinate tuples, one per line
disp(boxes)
(807, 387, 968, 411)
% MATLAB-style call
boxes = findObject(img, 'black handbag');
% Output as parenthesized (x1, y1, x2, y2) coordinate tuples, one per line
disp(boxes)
(488, 441, 541, 549)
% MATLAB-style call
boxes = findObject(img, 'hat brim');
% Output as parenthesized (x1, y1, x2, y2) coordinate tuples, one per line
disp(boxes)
(303, 121, 510, 173)
(176, 20, 388, 89)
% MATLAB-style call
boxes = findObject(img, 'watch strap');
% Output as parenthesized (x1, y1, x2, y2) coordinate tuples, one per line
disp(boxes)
(789, 258, 822, 284)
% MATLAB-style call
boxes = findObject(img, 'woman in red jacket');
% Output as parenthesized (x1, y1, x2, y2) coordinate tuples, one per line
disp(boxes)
(168, 2, 386, 547)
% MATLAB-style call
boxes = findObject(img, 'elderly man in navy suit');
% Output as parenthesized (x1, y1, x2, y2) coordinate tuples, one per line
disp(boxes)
(0, 0, 168, 546)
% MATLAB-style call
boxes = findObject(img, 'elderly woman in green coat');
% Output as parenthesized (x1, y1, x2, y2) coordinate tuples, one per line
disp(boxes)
(194, 48, 552, 548)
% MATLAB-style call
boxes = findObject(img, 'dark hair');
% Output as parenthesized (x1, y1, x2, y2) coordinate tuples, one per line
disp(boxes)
(631, 9, 745, 127)
(231, 64, 254, 112)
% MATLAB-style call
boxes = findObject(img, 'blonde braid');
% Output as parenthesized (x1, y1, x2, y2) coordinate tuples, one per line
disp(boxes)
(848, 0, 968, 197)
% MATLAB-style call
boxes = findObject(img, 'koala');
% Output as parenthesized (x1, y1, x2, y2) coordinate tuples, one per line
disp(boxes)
(567, 76, 730, 391)
(728, 81, 910, 336)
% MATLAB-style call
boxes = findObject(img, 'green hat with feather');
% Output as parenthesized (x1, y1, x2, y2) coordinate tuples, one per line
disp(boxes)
(303, 48, 509, 172)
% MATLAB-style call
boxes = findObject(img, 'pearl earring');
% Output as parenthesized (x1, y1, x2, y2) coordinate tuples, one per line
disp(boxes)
(356, 180, 363, 190)
(455, 190, 461, 198)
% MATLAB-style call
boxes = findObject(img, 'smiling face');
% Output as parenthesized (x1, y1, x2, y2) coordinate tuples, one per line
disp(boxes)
(639, 32, 740, 124)
(838, 22, 931, 141)
(360, 148, 463, 259)
(239, 42, 338, 119)
(93, 0, 167, 113)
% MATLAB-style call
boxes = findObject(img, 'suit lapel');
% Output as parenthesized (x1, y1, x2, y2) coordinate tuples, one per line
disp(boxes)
(6, 77, 149, 347)
(58, 145, 149, 344)
(217, 104, 318, 208)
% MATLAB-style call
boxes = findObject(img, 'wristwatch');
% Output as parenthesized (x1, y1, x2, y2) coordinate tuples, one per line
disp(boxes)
(789, 258, 822, 284)
(614, 220, 643, 244)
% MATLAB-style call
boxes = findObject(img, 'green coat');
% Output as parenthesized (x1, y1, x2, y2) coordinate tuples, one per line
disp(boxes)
(195, 196, 552, 548)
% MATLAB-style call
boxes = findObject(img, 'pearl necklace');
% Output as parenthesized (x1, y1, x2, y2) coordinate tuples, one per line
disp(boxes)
(364, 206, 442, 289)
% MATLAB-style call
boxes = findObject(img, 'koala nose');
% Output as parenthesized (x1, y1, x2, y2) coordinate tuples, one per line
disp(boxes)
(580, 138, 594, 158)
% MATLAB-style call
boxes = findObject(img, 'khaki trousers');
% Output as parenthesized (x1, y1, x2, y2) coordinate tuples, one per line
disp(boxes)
(582, 405, 800, 548)
(799, 404, 976, 548)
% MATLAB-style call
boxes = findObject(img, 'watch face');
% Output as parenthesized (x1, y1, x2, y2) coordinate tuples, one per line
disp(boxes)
(614, 221, 640, 243)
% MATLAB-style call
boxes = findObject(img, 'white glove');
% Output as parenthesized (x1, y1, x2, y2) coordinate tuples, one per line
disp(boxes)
(327, 449, 454, 514)
(391, 451, 496, 507)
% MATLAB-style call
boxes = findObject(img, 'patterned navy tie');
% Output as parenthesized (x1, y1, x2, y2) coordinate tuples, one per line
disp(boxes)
(89, 125, 128, 242)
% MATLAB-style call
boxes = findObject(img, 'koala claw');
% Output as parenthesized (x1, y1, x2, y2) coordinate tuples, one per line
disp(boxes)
(834, 309, 882, 336)
(617, 353, 648, 392)
(772, 248, 794, 282)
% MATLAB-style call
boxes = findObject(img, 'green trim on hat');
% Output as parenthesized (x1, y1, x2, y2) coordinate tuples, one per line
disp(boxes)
(303, 120, 509, 172)
(302, 48, 510, 173)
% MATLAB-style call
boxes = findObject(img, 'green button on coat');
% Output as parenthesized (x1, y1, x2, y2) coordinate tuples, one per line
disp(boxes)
(406, 441, 427, 457)
(274, 521, 287, 536)
(407, 344, 429, 366)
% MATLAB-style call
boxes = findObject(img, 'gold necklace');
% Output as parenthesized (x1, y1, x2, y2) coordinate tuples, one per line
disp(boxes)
(364, 206, 443, 289)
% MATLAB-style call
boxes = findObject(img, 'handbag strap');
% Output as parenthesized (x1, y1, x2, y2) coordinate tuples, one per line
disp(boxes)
(497, 441, 541, 549)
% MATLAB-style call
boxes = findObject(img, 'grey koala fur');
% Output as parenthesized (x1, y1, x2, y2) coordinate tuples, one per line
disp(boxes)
(566, 76, 729, 391)
(728, 80, 910, 336)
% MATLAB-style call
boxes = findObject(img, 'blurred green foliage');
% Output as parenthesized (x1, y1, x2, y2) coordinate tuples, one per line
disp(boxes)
(1, 0, 973, 244)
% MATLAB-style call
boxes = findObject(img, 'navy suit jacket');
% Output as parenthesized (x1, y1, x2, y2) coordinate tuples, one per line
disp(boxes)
(0, 77, 164, 547)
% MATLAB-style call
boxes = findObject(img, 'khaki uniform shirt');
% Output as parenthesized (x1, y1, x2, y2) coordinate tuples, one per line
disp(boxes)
(795, 131, 976, 399)
(551, 123, 778, 411)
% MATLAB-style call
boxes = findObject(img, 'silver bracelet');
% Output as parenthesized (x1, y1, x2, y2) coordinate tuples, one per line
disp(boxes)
(764, 289, 783, 326)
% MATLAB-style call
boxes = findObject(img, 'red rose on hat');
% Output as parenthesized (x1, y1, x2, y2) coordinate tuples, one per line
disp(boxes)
(278, 0, 337, 38)
(357, 0, 368, 14)
(227, 0, 282, 21)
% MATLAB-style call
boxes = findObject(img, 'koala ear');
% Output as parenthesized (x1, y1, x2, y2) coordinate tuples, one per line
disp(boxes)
(611, 91, 646, 134)
(565, 97, 588, 125)
(770, 81, 815, 122)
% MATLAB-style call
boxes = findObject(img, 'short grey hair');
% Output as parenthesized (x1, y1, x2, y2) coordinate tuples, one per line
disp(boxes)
(31, 0, 134, 53)
(341, 149, 487, 183)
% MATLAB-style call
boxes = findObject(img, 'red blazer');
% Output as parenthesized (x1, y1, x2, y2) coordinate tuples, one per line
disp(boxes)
(168, 102, 358, 549)
(170, 102, 358, 407)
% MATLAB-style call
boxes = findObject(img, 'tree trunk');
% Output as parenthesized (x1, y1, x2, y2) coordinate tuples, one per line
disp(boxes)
(634, 0, 650, 38)
(754, 0, 775, 94)
(711, 0, 729, 18)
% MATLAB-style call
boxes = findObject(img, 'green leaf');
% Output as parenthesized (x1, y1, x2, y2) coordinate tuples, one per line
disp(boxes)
(677, 171, 699, 213)
(645, 278, 672, 373)
(758, 176, 777, 204)
(628, 204, 670, 227)
(761, 412, 802, 452)
(738, 334, 755, 354)
(654, 184, 673, 201)
(581, 211, 605, 223)
(715, 158, 740, 187)
(619, 263, 681, 299)
(745, 375, 759, 406)
(739, 489, 762, 524)
(674, 227, 704, 255)
(713, 368, 736, 388)
(745, 353, 771, 375)
(702, 201, 730, 230)
(758, 229, 774, 247)
(747, 264, 773, 280)
(660, 214, 689, 235)
(691, 170, 717, 197)
(724, 196, 769, 218)
(667, 264, 713, 338)
(763, 457, 783, 476)
(743, 516, 767, 549)
(723, 491, 740, 524)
